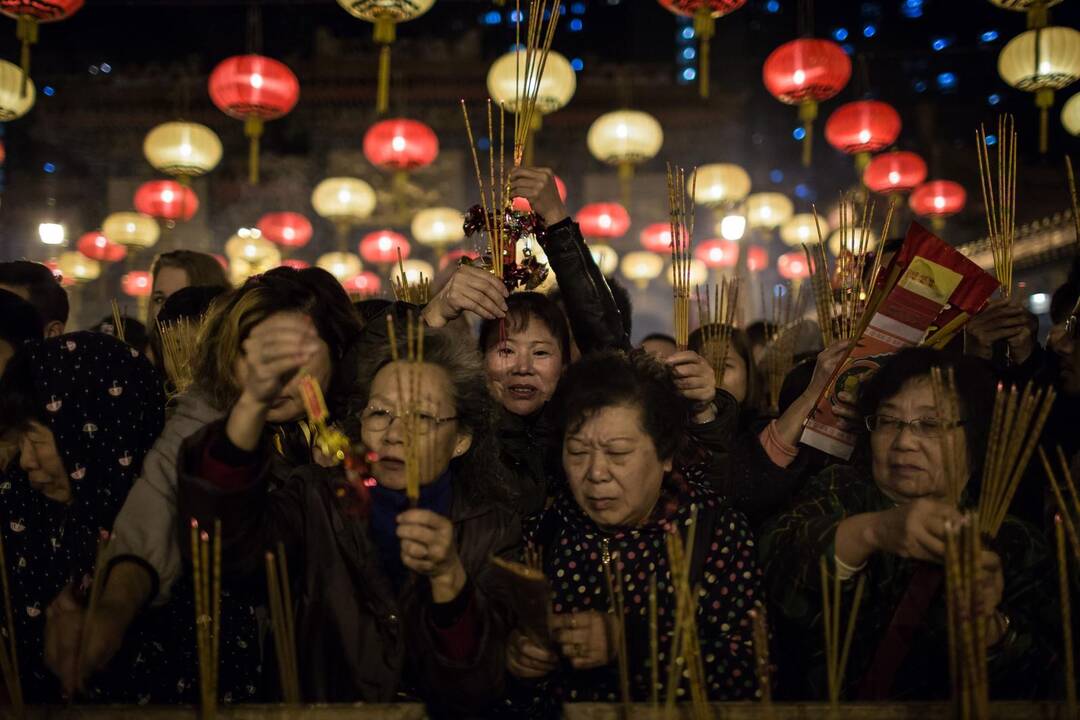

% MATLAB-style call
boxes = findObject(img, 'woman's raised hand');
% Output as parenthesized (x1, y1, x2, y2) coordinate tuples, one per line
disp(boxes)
(422, 265, 508, 328)
(869, 498, 964, 562)
(396, 509, 467, 602)
(509, 167, 569, 228)
(666, 350, 718, 423)
(549, 610, 618, 670)
(238, 312, 320, 406)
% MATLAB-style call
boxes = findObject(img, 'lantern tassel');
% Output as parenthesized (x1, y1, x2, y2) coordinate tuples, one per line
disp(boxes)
(618, 162, 634, 210)
(799, 100, 818, 168)
(15, 16, 37, 99)
(245, 116, 263, 185)
(1036, 89, 1053, 155)
(374, 19, 396, 115)
(693, 8, 714, 100)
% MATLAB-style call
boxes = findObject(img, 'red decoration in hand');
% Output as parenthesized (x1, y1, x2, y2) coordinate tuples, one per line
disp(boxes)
(363, 118, 439, 172)
(134, 180, 199, 222)
(121, 270, 152, 298)
(824, 100, 901, 155)
(577, 202, 630, 240)
(258, 212, 313, 249)
(863, 151, 927, 194)
(360, 230, 410, 265)
(763, 39, 850, 104)
(77, 231, 126, 263)
(910, 181, 966, 218)
(695, 238, 739, 269)
(208, 54, 299, 120)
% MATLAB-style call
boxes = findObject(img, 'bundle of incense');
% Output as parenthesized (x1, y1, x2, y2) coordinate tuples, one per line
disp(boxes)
(265, 544, 300, 704)
(391, 248, 431, 305)
(490, 556, 552, 646)
(819, 555, 866, 708)
(1057, 514, 1078, 719)
(158, 318, 199, 395)
(298, 372, 351, 464)
(111, 299, 127, 344)
(695, 278, 739, 387)
(462, 99, 510, 281)
(76, 531, 111, 693)
(600, 542, 631, 714)
(190, 519, 222, 719)
(648, 573, 659, 708)
(761, 283, 803, 412)
(667, 163, 696, 349)
(944, 516, 989, 720)
(511, 0, 563, 166)
(385, 312, 429, 506)
(976, 115, 1018, 297)
(930, 366, 966, 508)
(0, 530, 22, 714)
(664, 509, 708, 717)
(977, 380, 1056, 538)
(1068, 156, 1079, 254)
(1043, 445, 1080, 557)
(750, 607, 773, 710)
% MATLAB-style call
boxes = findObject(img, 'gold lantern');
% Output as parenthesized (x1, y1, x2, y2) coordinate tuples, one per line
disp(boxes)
(690, 163, 751, 209)
(587, 109, 663, 207)
(666, 258, 708, 287)
(312, 177, 377, 249)
(57, 251, 100, 283)
(400, 258, 434, 283)
(224, 228, 280, 266)
(411, 207, 465, 256)
(746, 192, 795, 230)
(103, 212, 161, 250)
(589, 244, 619, 275)
(487, 49, 576, 164)
(0, 58, 33, 121)
(1063, 92, 1080, 135)
(828, 227, 879, 257)
(987, 1, 1062, 30)
(998, 26, 1080, 152)
(780, 213, 826, 247)
(620, 251, 664, 289)
(316, 251, 363, 282)
(143, 121, 223, 179)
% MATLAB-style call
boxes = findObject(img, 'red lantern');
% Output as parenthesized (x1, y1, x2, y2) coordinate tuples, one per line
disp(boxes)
(77, 231, 126, 263)
(513, 175, 567, 213)
(577, 203, 631, 240)
(134, 180, 199, 223)
(360, 229, 410, 265)
(695, 238, 739, 269)
(208, 54, 300, 184)
(657, 1, 746, 99)
(0, 140, 6, 166)
(280, 259, 311, 270)
(343, 271, 382, 297)
(745, 245, 768, 272)
(439, 248, 480, 271)
(0, 0, 83, 96)
(122, 270, 152, 298)
(910, 181, 966, 219)
(762, 39, 851, 166)
(363, 118, 439, 172)
(777, 251, 810, 280)
(824, 100, 902, 157)
(640, 222, 673, 253)
(258, 212, 314, 249)
(862, 151, 928, 194)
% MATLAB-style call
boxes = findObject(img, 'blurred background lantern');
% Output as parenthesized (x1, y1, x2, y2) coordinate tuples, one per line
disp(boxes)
(225, 228, 280, 267)
(77, 231, 126, 263)
(656, 0, 747, 98)
(487, 49, 576, 164)
(399, 258, 434, 284)
(577, 202, 631, 241)
(862, 151, 928, 194)
(257, 212, 313, 250)
(587, 110, 663, 206)
(827, 227, 880, 258)
(363, 117, 438, 172)
(691, 163, 751, 209)
(746, 192, 794, 232)
(280, 258, 310, 270)
(121, 270, 152, 298)
(134, 180, 199, 226)
(1063, 92, 1080, 136)
(777, 251, 810, 283)
(513, 174, 567, 213)
(997, 26, 1080, 153)
(412, 207, 464, 256)
(57, 251, 100, 284)
(825, 100, 902, 171)
(745, 245, 769, 272)
(589, 244, 619, 275)
(666, 258, 708, 286)
(780, 213, 826, 247)
(37, 222, 64, 246)
(640, 222, 673, 253)
(360, 229, 410, 266)
(695, 238, 739, 270)
(143, 121, 222, 180)
(717, 214, 746, 241)
(311, 177, 377, 248)
(317, 251, 363, 282)
(0, 0, 82, 96)
(0, 58, 33, 120)
(103, 211, 160, 251)
(621, 250, 664, 289)
(910, 180, 967, 231)
(343, 271, 381, 297)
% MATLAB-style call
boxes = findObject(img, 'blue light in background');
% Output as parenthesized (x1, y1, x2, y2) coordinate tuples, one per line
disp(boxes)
(43, 162, 56, 173)
(832, 27, 849, 41)
(571, 57, 584, 71)
(682, 67, 697, 81)
(569, 18, 583, 31)
(841, 43, 855, 55)
(509, 9, 523, 21)
(682, 47, 696, 60)
(936, 71, 957, 90)
(100, 63, 111, 74)
(794, 183, 811, 199)
(980, 29, 999, 43)
(478, 137, 491, 151)
(931, 37, 949, 51)
(681, 26, 695, 40)
(863, 24, 876, 38)
(769, 169, 784, 183)
(985, 134, 997, 146)
(901, 0, 923, 18)
(913, 79, 927, 92)
(571, 1, 586, 13)
(988, 93, 1001, 105)
(765, 0, 781, 12)
(792, 127, 806, 140)
(483, 10, 500, 24)
(42, 85, 55, 96)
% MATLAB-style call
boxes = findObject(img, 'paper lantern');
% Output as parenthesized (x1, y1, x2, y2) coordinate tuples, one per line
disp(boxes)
(44, 258, 72, 287)
(589, 244, 619, 275)
(620, 250, 664, 289)
(910, 181, 967, 230)
(439, 248, 479, 271)
(745, 245, 768, 272)
(412, 207, 465, 252)
(103, 212, 160, 250)
(762, 38, 851, 166)
(862, 151, 928, 194)
(577, 203, 631, 241)
(825, 100, 902, 161)
(695, 238, 739, 269)
(657, 0, 747, 98)
(311, 177, 377, 226)
(746, 192, 794, 230)
(691, 163, 751, 208)
(280, 259, 310, 270)
(360, 230, 410, 265)
(400, 259, 434, 284)
(363, 117, 439, 172)
(718, 215, 746, 241)
(225, 229, 280, 267)
(77, 231, 126, 263)
(666, 258, 708, 287)
(228, 254, 279, 285)
(317, 252, 363, 282)
(1064, 92, 1080, 135)
(587, 110, 663, 205)
(828, 228, 880, 258)
(208, 54, 300, 184)
(0, 58, 33, 120)
(257, 212, 313, 249)
(487, 49, 576, 117)
(343, 271, 381, 297)
(122, 270, 152, 298)
(143, 121, 222, 178)
(57, 251, 99, 283)
(0, 0, 82, 97)
(335, 0, 435, 114)
(777, 251, 810, 280)
(780, 213, 826, 247)
(134, 180, 199, 223)
(640, 222, 673, 253)
(998, 26, 1080, 152)
(513, 174, 567, 213)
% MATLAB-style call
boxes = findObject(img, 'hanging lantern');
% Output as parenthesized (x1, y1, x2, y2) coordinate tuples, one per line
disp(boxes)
(360, 229, 410, 266)
(640, 222, 673, 253)
(225, 228, 280, 267)
(77, 231, 126, 263)
(143, 121, 222, 180)
(208, 54, 300, 184)
(134, 180, 199, 225)
(587, 110, 663, 206)
(862, 151, 928, 194)
(0, 0, 81, 97)
(620, 250, 664, 289)
(589, 244, 619, 275)
(828, 227, 880, 258)
(0, 58, 33, 120)
(657, 0, 747, 98)
(280, 259, 311, 270)
(122, 271, 153, 298)
(335, 0, 435, 115)
(718, 214, 746, 241)
(311, 177, 377, 226)
(745, 245, 768, 272)
(317, 252, 363, 282)
(577, 202, 631, 241)
(400, 258, 434, 284)
(667, 258, 708, 287)
(1063, 91, 1080, 135)
(910, 180, 966, 231)
(780, 213, 826, 247)
(825, 100, 902, 170)
(363, 117, 439, 172)
(439, 248, 480, 271)
(695, 238, 739, 269)
(513, 174, 567, 213)
(777, 251, 810, 281)
(762, 38, 851, 166)
(746, 192, 794, 230)
(57, 251, 99, 283)
(998, 26, 1080, 153)
(487, 49, 576, 163)
(343, 271, 381, 297)
(257, 212, 314, 249)
(987, 0, 1060, 29)
(412, 207, 465, 255)
(691, 163, 751, 209)
(103, 212, 161, 250)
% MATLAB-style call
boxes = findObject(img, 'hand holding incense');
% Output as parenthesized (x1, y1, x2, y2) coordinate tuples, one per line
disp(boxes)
(695, 278, 739, 388)
(667, 163, 696, 350)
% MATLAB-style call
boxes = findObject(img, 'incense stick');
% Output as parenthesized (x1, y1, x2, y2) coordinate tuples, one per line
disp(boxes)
(190, 519, 221, 719)
(111, 299, 127, 345)
(667, 163, 696, 350)
(1042, 445, 1080, 563)
(760, 283, 804, 412)
(819, 555, 866, 707)
(944, 516, 989, 720)
(976, 116, 1018, 297)
(75, 531, 111, 696)
(1058, 514, 1078, 718)
(695, 278, 739, 387)
(1067, 156, 1080, 252)
(750, 606, 773, 712)
(158, 318, 200, 395)
(391, 248, 432, 305)
(385, 312, 430, 506)
(0, 529, 22, 715)
(265, 543, 300, 704)
(512, 0, 562, 166)
(601, 544, 631, 715)
(930, 366, 966, 508)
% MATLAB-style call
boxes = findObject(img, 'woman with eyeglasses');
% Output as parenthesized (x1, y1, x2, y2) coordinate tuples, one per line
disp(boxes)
(759, 347, 1057, 701)
(177, 326, 518, 715)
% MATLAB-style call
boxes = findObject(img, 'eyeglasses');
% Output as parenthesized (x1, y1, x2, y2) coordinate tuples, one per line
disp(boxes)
(864, 414, 963, 438)
(360, 407, 457, 436)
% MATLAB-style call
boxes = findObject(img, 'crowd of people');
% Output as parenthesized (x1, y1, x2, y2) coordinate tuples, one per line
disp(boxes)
(0, 167, 1076, 716)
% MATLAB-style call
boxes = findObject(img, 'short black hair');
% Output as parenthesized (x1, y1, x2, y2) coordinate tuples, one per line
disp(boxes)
(0, 288, 43, 351)
(478, 292, 571, 364)
(557, 349, 690, 461)
(0, 260, 69, 327)
(744, 321, 775, 349)
(93, 314, 149, 353)
(640, 332, 677, 347)
(606, 276, 633, 338)
(157, 285, 228, 326)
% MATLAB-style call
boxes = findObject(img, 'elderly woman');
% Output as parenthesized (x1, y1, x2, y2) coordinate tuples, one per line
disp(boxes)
(759, 347, 1057, 700)
(501, 350, 760, 715)
(177, 327, 518, 713)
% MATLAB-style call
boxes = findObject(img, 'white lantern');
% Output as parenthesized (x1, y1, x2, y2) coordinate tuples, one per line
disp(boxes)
(317, 252, 363, 282)
(746, 192, 795, 230)
(620, 251, 664, 289)
(666, 259, 708, 287)
(1062, 91, 1080, 136)
(0, 59, 34, 122)
(487, 49, 576, 116)
(411, 207, 465, 251)
(311, 177, 377, 224)
(589, 244, 619, 275)
(691, 164, 752, 208)
(780, 213, 827, 247)
(103, 212, 161, 249)
(143, 121, 223, 178)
